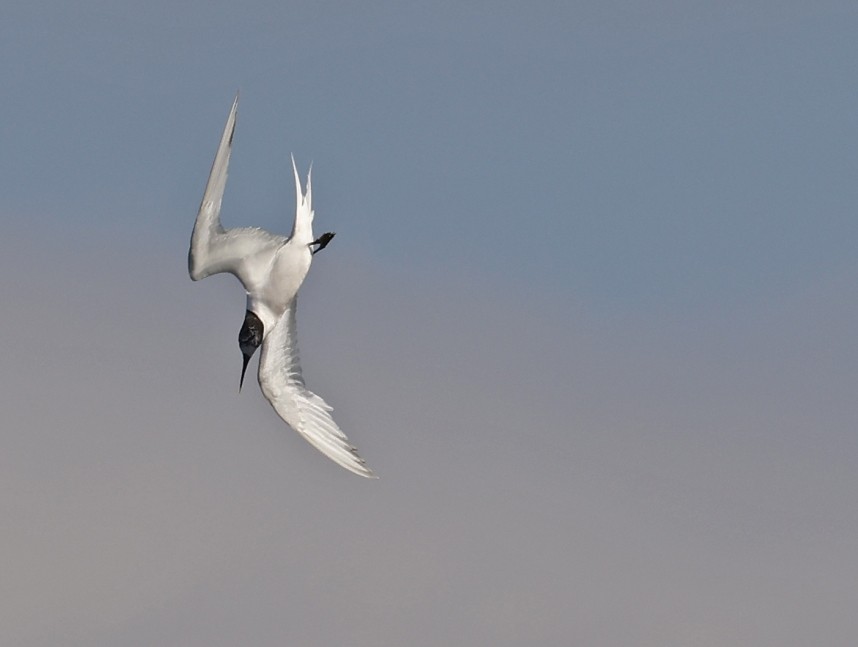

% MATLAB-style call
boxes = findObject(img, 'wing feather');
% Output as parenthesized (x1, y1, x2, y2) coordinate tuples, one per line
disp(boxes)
(189, 94, 285, 289)
(257, 299, 376, 478)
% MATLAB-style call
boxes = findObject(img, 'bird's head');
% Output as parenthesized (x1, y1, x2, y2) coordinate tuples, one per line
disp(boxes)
(238, 310, 264, 391)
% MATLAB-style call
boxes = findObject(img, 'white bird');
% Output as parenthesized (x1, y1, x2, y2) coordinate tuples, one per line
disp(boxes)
(189, 95, 375, 478)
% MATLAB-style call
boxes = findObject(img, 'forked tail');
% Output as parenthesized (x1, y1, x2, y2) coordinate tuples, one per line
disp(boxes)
(289, 154, 314, 244)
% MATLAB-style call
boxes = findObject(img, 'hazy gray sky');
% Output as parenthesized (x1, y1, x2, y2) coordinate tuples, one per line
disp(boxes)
(2, 2, 857, 645)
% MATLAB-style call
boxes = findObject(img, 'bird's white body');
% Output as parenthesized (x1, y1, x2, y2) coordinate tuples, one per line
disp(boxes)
(189, 95, 375, 478)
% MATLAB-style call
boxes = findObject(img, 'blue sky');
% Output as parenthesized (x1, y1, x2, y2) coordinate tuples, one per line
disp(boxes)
(2, 2, 857, 645)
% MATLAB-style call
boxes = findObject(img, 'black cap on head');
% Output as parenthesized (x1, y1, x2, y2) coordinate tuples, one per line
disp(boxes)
(238, 310, 264, 391)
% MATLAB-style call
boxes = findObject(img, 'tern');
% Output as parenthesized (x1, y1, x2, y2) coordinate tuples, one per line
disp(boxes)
(189, 95, 375, 478)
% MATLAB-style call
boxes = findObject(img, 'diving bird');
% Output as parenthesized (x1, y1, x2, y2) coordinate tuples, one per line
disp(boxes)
(188, 95, 375, 478)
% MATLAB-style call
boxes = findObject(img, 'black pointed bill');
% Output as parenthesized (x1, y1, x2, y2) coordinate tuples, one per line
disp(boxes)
(240, 353, 251, 392)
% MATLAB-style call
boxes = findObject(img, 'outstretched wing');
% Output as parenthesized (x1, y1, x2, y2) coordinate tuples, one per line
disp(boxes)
(257, 299, 376, 478)
(188, 94, 284, 289)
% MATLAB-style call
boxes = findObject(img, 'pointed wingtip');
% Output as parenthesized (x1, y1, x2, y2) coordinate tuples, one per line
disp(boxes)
(347, 463, 378, 479)
(349, 450, 378, 479)
(221, 93, 239, 148)
(228, 93, 239, 122)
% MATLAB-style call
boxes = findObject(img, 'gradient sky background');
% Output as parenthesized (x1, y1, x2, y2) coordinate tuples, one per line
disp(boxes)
(2, 1, 858, 645)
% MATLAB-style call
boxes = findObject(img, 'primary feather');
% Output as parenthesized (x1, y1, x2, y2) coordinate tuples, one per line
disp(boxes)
(259, 300, 375, 478)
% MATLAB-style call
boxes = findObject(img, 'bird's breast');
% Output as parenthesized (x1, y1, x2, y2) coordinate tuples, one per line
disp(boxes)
(271, 243, 312, 294)
(248, 243, 312, 330)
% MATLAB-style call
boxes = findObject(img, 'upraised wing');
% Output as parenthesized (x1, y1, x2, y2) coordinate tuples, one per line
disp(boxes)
(257, 299, 376, 478)
(188, 94, 285, 290)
